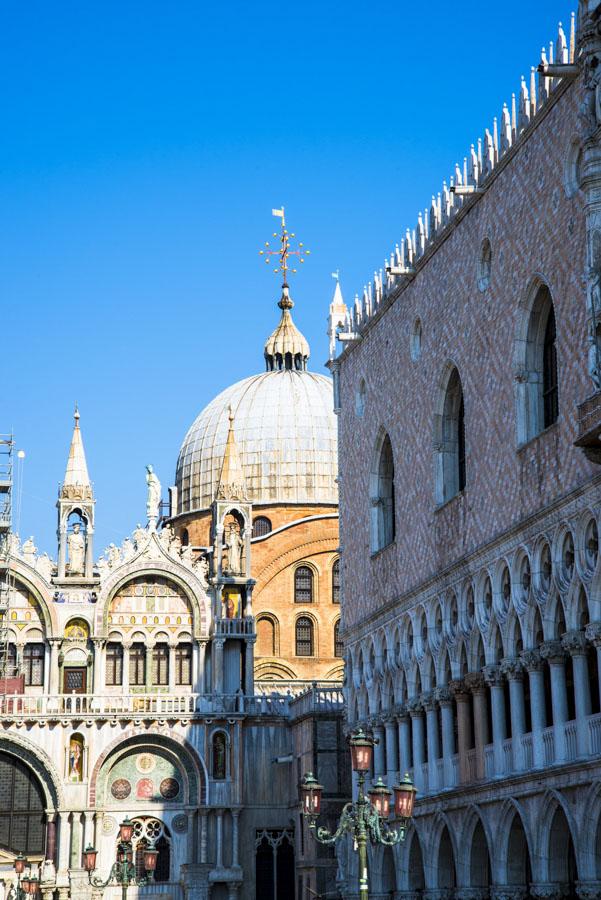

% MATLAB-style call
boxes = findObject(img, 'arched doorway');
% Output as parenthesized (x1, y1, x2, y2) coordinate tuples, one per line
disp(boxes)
(407, 831, 425, 891)
(255, 829, 294, 900)
(0, 751, 46, 857)
(469, 820, 491, 889)
(548, 806, 577, 894)
(506, 812, 532, 892)
(437, 825, 456, 889)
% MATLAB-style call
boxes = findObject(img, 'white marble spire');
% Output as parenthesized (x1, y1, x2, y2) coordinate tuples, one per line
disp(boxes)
(62, 406, 92, 498)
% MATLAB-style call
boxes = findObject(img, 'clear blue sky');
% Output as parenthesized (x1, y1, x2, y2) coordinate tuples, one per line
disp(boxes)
(2, 0, 569, 555)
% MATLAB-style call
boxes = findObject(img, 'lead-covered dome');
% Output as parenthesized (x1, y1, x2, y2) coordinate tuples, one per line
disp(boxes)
(176, 369, 338, 514)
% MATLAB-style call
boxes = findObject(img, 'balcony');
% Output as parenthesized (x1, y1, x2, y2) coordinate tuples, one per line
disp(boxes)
(575, 391, 601, 462)
(399, 714, 598, 800)
(0, 683, 343, 722)
(213, 617, 255, 637)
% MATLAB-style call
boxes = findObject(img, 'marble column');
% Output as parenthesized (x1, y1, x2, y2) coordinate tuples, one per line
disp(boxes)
(196, 640, 207, 696)
(244, 637, 255, 696)
(586, 623, 601, 706)
(57, 811, 70, 875)
(409, 702, 426, 793)
(466, 673, 487, 780)
(435, 687, 455, 788)
(215, 809, 224, 869)
(484, 665, 506, 776)
(384, 718, 399, 779)
(501, 657, 526, 771)
(48, 639, 61, 697)
(450, 681, 471, 784)
(145, 639, 155, 692)
(563, 630, 591, 757)
(423, 695, 440, 792)
(45, 815, 57, 864)
(541, 640, 569, 762)
(397, 711, 412, 776)
(122, 642, 131, 691)
(521, 650, 546, 769)
(92, 639, 105, 699)
(213, 639, 225, 695)
(168, 640, 178, 693)
(199, 809, 208, 865)
(83, 811, 95, 858)
(231, 810, 240, 867)
(373, 723, 386, 778)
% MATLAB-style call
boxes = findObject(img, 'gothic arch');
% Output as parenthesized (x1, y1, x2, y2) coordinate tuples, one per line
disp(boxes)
(459, 805, 493, 889)
(433, 361, 466, 505)
(89, 729, 207, 808)
(494, 800, 534, 887)
(369, 427, 396, 553)
(7, 566, 56, 636)
(536, 789, 580, 884)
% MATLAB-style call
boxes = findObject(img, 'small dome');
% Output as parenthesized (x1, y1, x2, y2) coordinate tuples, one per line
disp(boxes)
(176, 370, 337, 514)
(264, 287, 310, 372)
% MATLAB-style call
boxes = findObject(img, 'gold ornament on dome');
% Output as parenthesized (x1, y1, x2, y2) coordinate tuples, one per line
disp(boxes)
(258, 207, 311, 287)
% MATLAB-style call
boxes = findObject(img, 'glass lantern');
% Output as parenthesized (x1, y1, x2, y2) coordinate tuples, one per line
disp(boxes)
(393, 773, 417, 819)
(119, 817, 134, 843)
(144, 843, 159, 874)
(83, 845, 98, 872)
(368, 777, 392, 818)
(300, 772, 324, 817)
(14, 854, 26, 876)
(349, 729, 374, 773)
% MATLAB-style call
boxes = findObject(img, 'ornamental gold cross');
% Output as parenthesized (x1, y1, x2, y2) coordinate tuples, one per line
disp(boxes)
(259, 207, 311, 284)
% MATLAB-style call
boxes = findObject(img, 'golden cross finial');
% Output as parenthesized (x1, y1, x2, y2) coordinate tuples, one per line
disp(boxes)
(259, 207, 311, 287)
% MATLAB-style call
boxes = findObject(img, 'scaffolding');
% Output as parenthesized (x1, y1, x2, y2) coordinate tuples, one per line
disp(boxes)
(0, 435, 15, 679)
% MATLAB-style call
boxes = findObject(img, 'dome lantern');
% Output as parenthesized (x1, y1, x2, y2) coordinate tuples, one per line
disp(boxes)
(264, 286, 310, 372)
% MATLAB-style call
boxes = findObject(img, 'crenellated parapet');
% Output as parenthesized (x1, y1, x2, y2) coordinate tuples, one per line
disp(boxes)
(334, 14, 580, 356)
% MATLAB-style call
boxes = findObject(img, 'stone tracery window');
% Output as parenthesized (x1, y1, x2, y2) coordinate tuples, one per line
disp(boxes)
(516, 283, 559, 443)
(435, 367, 466, 504)
(370, 432, 395, 552)
(252, 516, 272, 538)
(0, 752, 46, 856)
(131, 818, 170, 883)
(23, 643, 44, 686)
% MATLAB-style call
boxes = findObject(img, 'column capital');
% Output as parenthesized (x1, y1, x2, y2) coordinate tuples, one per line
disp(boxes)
(562, 629, 588, 657)
(422, 692, 438, 712)
(576, 882, 601, 899)
(449, 679, 469, 699)
(483, 664, 504, 686)
(586, 622, 601, 647)
(464, 672, 486, 693)
(500, 656, 524, 680)
(394, 706, 409, 722)
(520, 648, 544, 672)
(529, 884, 569, 900)
(407, 697, 424, 716)
(490, 889, 529, 900)
(434, 686, 454, 705)
(540, 640, 567, 664)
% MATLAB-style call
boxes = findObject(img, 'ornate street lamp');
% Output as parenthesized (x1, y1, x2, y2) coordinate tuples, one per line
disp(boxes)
(83, 817, 158, 900)
(12, 856, 40, 899)
(301, 728, 416, 900)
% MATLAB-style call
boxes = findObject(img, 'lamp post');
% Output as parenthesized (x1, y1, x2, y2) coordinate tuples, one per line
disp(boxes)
(301, 728, 416, 900)
(12, 854, 40, 898)
(83, 817, 158, 900)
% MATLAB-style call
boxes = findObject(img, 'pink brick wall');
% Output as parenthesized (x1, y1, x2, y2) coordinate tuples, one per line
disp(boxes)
(337, 79, 596, 634)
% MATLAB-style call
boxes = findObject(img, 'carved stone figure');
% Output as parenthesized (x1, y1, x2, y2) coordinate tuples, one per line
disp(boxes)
(107, 543, 121, 567)
(146, 464, 161, 527)
(193, 554, 209, 586)
(35, 553, 53, 582)
(160, 523, 174, 550)
(224, 523, 244, 575)
(22, 536, 37, 565)
(133, 523, 148, 552)
(121, 537, 135, 561)
(180, 544, 194, 567)
(67, 523, 85, 576)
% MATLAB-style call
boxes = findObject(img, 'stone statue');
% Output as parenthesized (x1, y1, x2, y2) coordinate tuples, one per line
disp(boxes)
(35, 553, 53, 581)
(193, 554, 209, 586)
(224, 523, 244, 575)
(180, 544, 194, 567)
(146, 465, 161, 527)
(67, 523, 85, 576)
(121, 537, 135, 561)
(22, 536, 37, 565)
(107, 543, 121, 567)
(133, 523, 148, 551)
(160, 523, 174, 550)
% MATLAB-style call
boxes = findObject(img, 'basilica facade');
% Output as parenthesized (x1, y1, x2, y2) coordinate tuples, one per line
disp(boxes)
(0, 286, 345, 900)
(330, 5, 601, 899)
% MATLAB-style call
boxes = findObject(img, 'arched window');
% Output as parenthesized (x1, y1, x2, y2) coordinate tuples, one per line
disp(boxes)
(23, 643, 44, 686)
(175, 643, 192, 685)
(152, 643, 169, 686)
(252, 516, 272, 538)
(478, 238, 492, 292)
(295, 617, 314, 656)
(106, 642, 123, 686)
(0, 752, 45, 855)
(332, 559, 340, 604)
(212, 732, 227, 779)
(181, 529, 189, 547)
(435, 367, 466, 504)
(543, 306, 558, 427)
(129, 643, 146, 686)
(334, 620, 343, 658)
(516, 283, 559, 443)
(256, 617, 276, 656)
(294, 566, 314, 603)
(370, 432, 395, 552)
